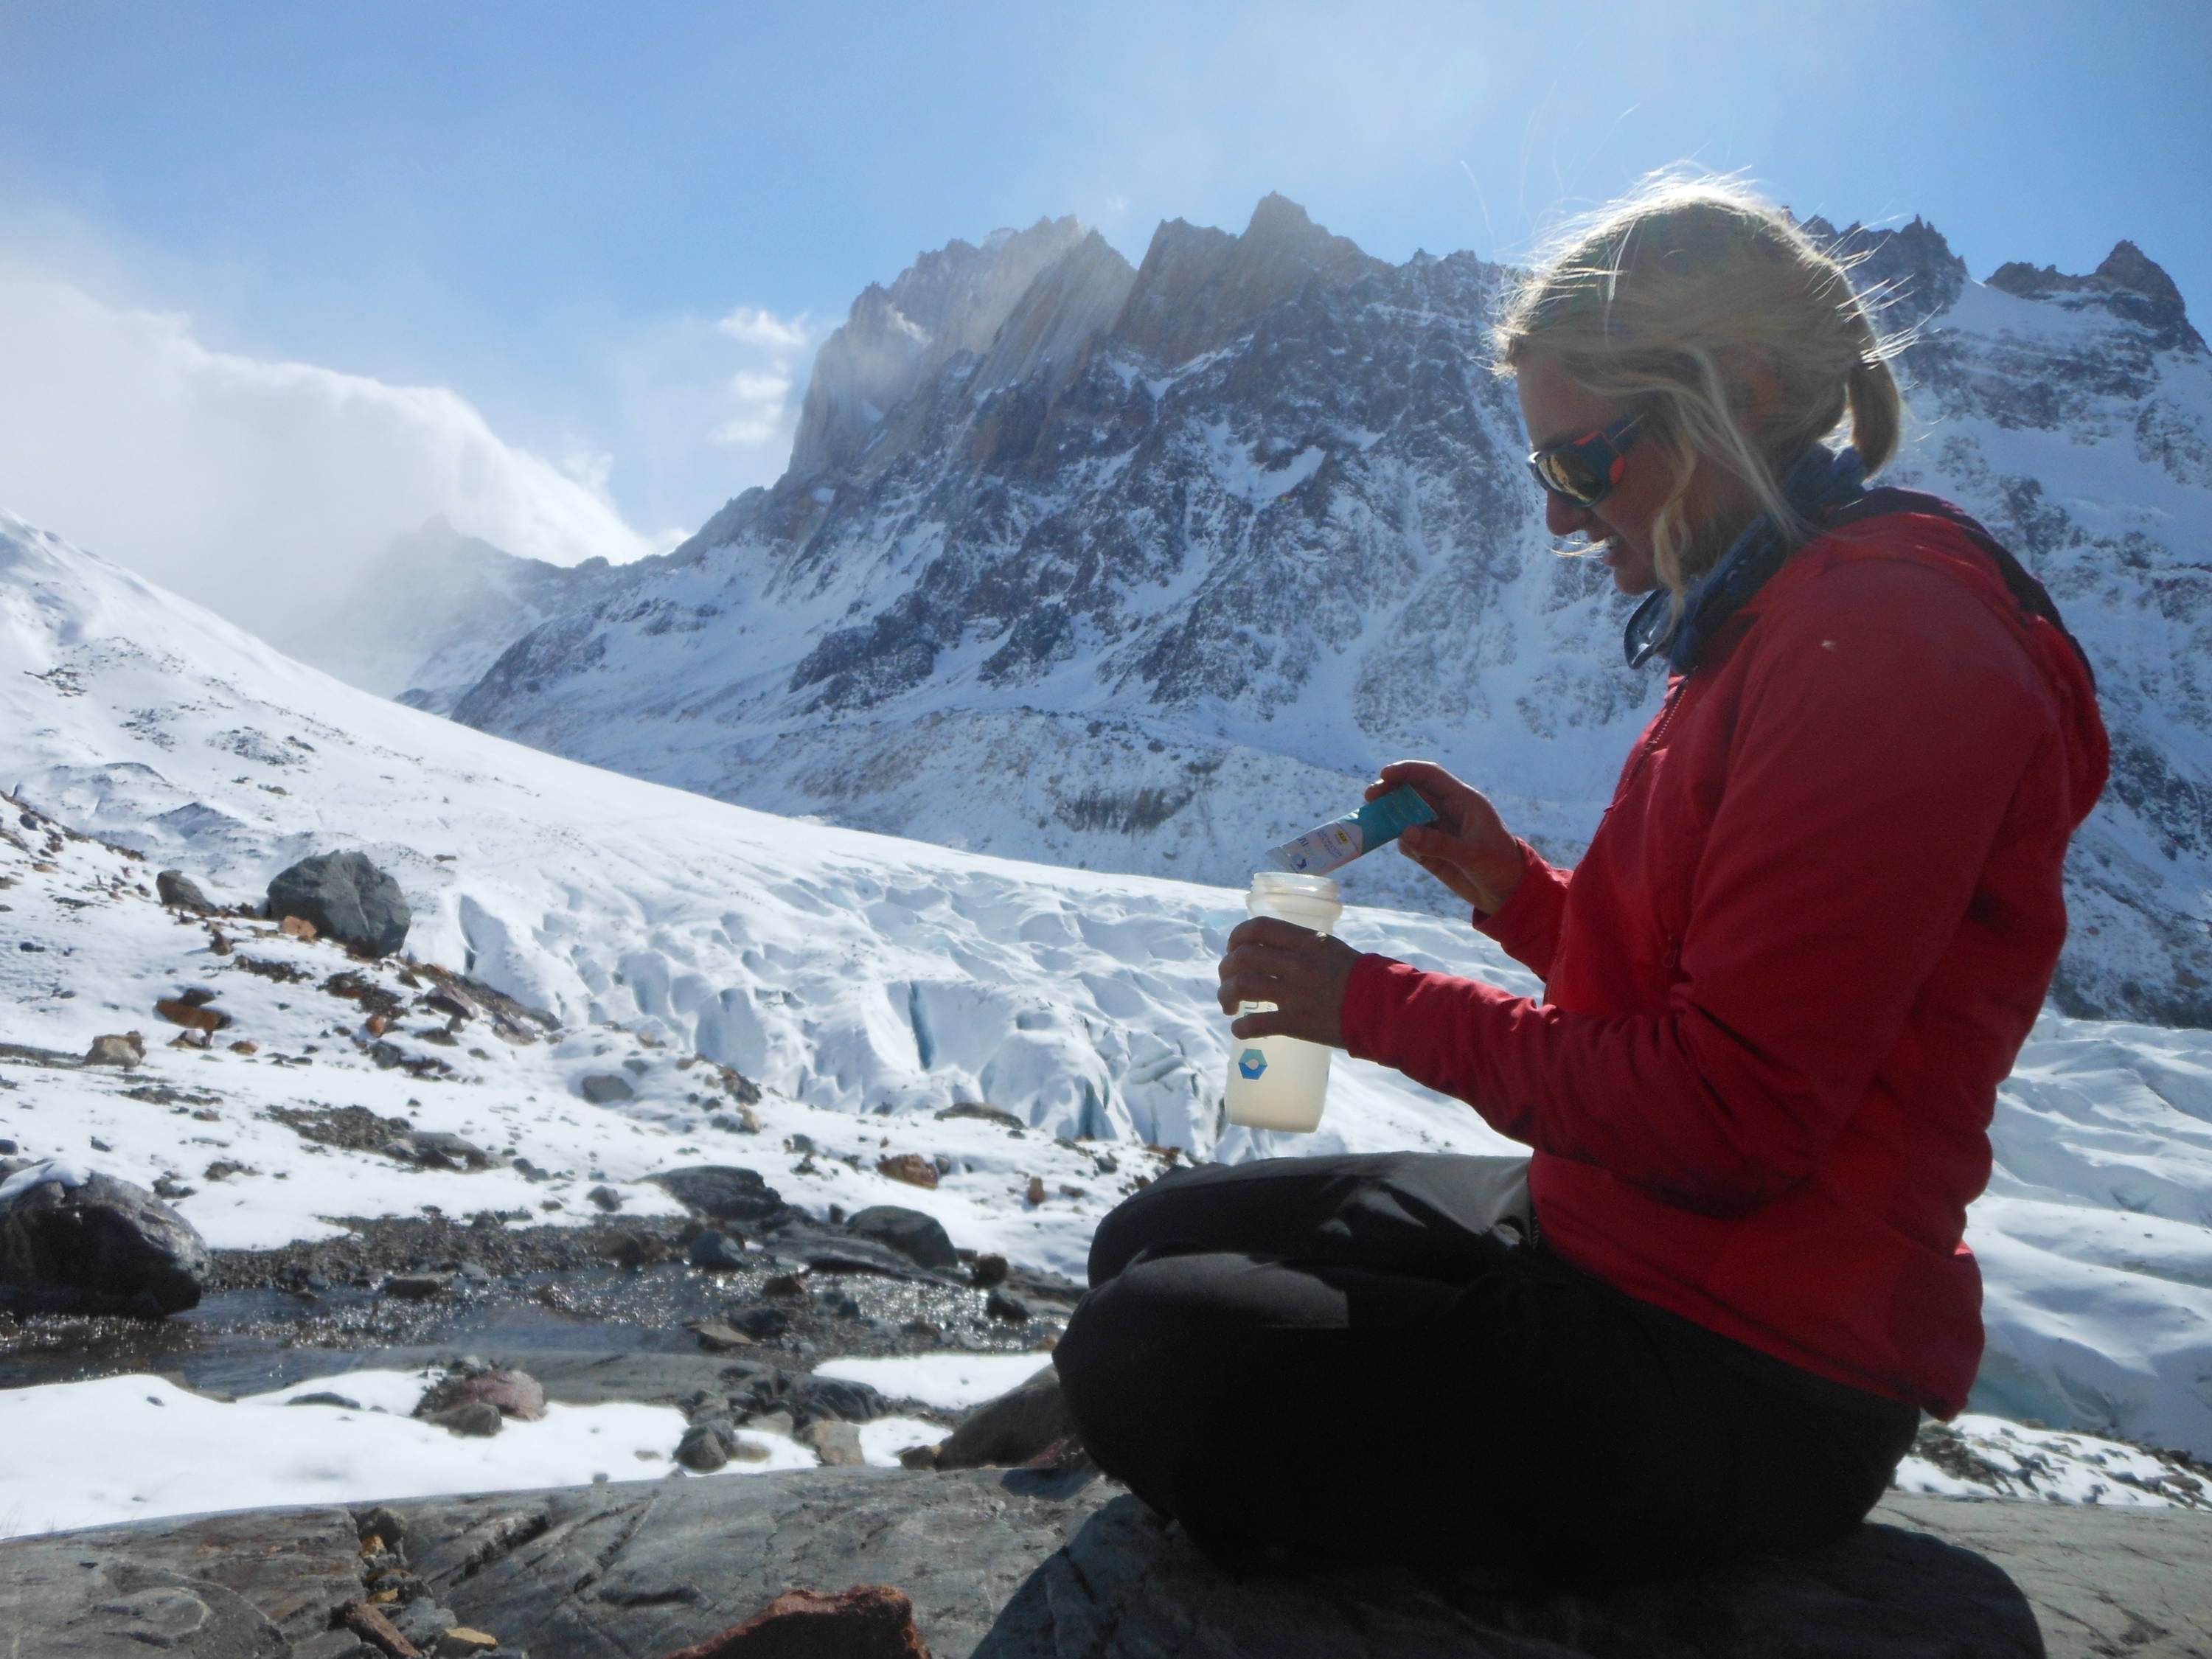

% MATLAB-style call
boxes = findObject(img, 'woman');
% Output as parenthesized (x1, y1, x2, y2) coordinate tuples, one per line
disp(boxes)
(1051, 180, 2110, 1584)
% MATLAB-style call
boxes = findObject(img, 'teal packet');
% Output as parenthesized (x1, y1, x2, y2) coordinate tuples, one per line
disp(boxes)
(1267, 784, 1439, 875)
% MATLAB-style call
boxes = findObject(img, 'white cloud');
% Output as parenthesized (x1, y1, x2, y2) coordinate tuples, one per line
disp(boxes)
(0, 262, 654, 653)
(717, 305, 815, 352)
(607, 304, 824, 532)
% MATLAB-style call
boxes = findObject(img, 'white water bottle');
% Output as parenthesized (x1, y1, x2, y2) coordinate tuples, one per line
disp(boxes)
(1224, 871, 1344, 1133)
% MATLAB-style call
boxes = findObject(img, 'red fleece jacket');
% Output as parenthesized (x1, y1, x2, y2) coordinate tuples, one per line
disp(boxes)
(1342, 513, 2109, 1413)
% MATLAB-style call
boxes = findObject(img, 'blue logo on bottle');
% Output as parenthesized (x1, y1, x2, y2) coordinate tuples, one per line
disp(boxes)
(1237, 1047, 1268, 1080)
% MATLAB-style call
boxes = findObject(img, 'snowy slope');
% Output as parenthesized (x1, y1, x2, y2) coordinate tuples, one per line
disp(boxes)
(4, 512, 2212, 1464)
(439, 201, 2212, 1029)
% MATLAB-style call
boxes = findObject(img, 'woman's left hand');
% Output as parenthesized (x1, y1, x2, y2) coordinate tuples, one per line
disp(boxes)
(1216, 919, 1364, 1048)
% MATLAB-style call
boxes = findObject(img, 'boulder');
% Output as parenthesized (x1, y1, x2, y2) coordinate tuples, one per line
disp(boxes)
(804, 1419, 867, 1467)
(933, 1366, 1071, 1471)
(84, 1031, 147, 1068)
(580, 1072, 636, 1103)
(0, 1161, 209, 1315)
(417, 1366, 549, 1422)
(877, 1153, 939, 1190)
(687, 1229, 750, 1270)
(265, 850, 411, 956)
(652, 1166, 788, 1224)
(156, 868, 216, 913)
(846, 1206, 961, 1271)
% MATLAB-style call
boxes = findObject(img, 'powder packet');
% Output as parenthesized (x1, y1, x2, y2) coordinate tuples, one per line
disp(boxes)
(1267, 784, 1439, 876)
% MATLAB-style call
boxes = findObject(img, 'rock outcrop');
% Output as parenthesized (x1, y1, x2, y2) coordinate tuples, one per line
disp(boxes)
(4, 1470, 2209, 1658)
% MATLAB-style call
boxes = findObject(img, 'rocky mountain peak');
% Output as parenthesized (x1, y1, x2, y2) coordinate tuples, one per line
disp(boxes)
(1987, 239, 2202, 352)
(1110, 192, 1391, 368)
(1801, 215, 1968, 331)
(786, 215, 1089, 483)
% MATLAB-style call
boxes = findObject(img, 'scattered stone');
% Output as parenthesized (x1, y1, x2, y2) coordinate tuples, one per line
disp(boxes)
(687, 1229, 748, 1270)
(608, 1232, 669, 1269)
(876, 1152, 938, 1190)
(423, 987, 479, 1022)
(267, 851, 411, 956)
(156, 869, 216, 912)
(969, 1252, 1009, 1287)
(287, 1392, 364, 1411)
(660, 1584, 932, 1659)
(587, 1184, 625, 1212)
(803, 1419, 866, 1467)
(167, 1029, 211, 1050)
(580, 1072, 636, 1103)
(229, 1038, 260, 1054)
(934, 1102, 1024, 1130)
(424, 1399, 504, 1438)
(846, 1205, 959, 1270)
(434, 1629, 501, 1659)
(762, 1271, 807, 1298)
(84, 1032, 147, 1068)
(897, 1441, 943, 1470)
(986, 1289, 1031, 1324)
(650, 1164, 787, 1223)
(156, 995, 233, 1033)
(344, 1598, 423, 1658)
(730, 1303, 792, 1340)
(0, 1163, 209, 1315)
(933, 1363, 1072, 1470)
(417, 1366, 547, 1422)
(281, 913, 319, 941)
(709, 1107, 762, 1135)
(151, 1173, 195, 1201)
(676, 1422, 734, 1472)
(392, 1599, 459, 1649)
(204, 1159, 257, 1182)
(383, 1273, 453, 1300)
(403, 1131, 494, 1171)
(1025, 1175, 1047, 1206)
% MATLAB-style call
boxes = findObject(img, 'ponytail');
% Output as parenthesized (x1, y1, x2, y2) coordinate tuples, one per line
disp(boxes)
(1846, 355, 1902, 473)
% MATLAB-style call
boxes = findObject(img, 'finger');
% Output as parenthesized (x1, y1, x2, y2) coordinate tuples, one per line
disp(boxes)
(1230, 1009, 1296, 1041)
(1226, 916, 1319, 952)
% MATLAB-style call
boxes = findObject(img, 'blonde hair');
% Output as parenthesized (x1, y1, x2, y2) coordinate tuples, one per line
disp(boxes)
(1495, 175, 1904, 602)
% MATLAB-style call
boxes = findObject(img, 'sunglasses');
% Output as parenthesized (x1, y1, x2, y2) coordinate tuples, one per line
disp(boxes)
(1527, 414, 1644, 509)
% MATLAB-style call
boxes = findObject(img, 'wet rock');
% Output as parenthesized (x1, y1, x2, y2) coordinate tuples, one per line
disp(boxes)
(803, 1419, 866, 1467)
(663, 1584, 931, 1659)
(267, 850, 411, 956)
(0, 1161, 209, 1315)
(876, 1152, 939, 1190)
(84, 1031, 147, 1067)
(156, 868, 217, 912)
(385, 1273, 453, 1300)
(652, 1165, 787, 1224)
(933, 1364, 1073, 1470)
(687, 1229, 749, 1270)
(580, 1072, 636, 1104)
(985, 1290, 1031, 1324)
(425, 1400, 504, 1438)
(418, 1366, 548, 1422)
(846, 1205, 960, 1271)
(729, 1303, 792, 1340)
(969, 1253, 1009, 1287)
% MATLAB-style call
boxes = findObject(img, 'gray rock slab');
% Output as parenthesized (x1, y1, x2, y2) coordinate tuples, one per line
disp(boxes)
(4, 1475, 2211, 1659)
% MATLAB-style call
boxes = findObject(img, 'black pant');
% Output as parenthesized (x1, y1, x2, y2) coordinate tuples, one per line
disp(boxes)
(1053, 1154, 1919, 1585)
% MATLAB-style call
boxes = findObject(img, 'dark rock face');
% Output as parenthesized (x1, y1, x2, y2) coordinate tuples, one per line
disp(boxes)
(651, 1166, 787, 1225)
(664, 1583, 933, 1658)
(0, 1164, 209, 1315)
(7, 1474, 2209, 1659)
(266, 850, 411, 956)
(846, 1206, 961, 1271)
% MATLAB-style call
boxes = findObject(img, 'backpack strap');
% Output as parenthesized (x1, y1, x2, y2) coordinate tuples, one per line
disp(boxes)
(1820, 487, 2097, 689)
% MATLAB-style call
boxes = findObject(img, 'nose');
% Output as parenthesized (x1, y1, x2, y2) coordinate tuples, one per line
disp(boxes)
(1545, 491, 1596, 539)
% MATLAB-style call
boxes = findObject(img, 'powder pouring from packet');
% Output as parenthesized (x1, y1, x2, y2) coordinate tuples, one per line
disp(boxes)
(1267, 783, 1439, 876)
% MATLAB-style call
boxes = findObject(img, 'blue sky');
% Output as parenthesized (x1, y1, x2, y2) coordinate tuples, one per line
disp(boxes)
(1, 0, 2206, 622)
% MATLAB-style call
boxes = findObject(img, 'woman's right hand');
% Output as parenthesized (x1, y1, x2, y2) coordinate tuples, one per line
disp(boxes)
(1368, 760, 1526, 916)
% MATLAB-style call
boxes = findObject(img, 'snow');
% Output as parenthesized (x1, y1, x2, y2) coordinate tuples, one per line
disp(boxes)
(0, 1370, 698, 1540)
(4, 505, 2212, 1516)
(1893, 1412, 2212, 1509)
(814, 1351, 1053, 1411)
